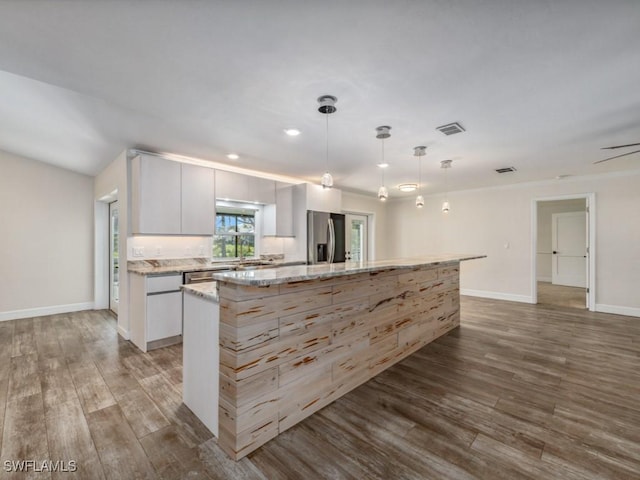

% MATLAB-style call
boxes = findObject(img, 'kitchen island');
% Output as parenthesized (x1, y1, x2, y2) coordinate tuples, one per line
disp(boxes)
(183, 254, 484, 460)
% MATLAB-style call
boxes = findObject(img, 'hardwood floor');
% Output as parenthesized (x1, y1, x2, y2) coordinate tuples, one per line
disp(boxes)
(0, 297, 639, 479)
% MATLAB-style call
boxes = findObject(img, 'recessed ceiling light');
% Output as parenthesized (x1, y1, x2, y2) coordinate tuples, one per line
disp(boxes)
(284, 128, 301, 136)
(227, 153, 239, 160)
(377, 163, 389, 168)
(398, 183, 418, 192)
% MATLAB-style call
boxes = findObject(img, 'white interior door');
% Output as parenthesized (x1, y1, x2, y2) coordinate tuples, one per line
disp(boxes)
(345, 214, 368, 262)
(552, 212, 587, 288)
(109, 201, 119, 314)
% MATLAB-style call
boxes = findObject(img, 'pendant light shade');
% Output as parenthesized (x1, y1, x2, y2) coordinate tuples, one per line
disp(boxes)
(321, 172, 333, 189)
(441, 159, 452, 213)
(376, 126, 391, 202)
(318, 95, 337, 189)
(414, 146, 426, 209)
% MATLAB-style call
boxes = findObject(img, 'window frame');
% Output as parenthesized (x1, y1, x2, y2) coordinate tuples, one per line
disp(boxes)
(213, 212, 256, 259)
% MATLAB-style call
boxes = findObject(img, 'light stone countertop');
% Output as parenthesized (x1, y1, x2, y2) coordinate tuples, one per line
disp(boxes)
(128, 258, 236, 275)
(181, 282, 219, 302)
(211, 254, 486, 287)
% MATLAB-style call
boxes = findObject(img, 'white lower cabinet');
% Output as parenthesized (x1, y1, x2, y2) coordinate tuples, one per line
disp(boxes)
(130, 272, 183, 352)
(182, 291, 219, 436)
(147, 291, 182, 341)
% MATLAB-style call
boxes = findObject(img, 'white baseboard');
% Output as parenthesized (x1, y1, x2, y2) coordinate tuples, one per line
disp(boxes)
(595, 304, 640, 318)
(537, 276, 552, 283)
(0, 302, 95, 322)
(461, 289, 534, 304)
(117, 325, 130, 340)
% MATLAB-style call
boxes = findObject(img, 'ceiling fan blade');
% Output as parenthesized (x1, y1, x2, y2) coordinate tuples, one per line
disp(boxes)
(601, 142, 640, 150)
(594, 148, 640, 164)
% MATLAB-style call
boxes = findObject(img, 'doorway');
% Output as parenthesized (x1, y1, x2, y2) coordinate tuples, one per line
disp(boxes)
(532, 194, 595, 310)
(109, 201, 119, 314)
(345, 214, 368, 262)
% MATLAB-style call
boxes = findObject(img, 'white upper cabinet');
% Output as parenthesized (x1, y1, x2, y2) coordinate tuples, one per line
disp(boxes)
(215, 170, 275, 204)
(298, 183, 342, 212)
(131, 154, 181, 234)
(181, 164, 215, 235)
(131, 154, 215, 235)
(262, 182, 295, 237)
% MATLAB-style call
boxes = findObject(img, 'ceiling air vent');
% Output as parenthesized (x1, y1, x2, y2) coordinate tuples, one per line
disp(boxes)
(495, 167, 517, 173)
(436, 122, 465, 136)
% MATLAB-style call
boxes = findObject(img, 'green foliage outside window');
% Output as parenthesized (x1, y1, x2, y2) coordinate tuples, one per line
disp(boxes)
(213, 213, 255, 258)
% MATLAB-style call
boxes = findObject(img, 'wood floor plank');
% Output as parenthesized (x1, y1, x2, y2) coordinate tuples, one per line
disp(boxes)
(85, 405, 156, 480)
(45, 399, 106, 480)
(99, 366, 170, 438)
(139, 425, 212, 480)
(8, 353, 41, 401)
(67, 360, 116, 414)
(138, 373, 213, 448)
(33, 315, 64, 358)
(39, 356, 79, 410)
(0, 392, 51, 479)
(11, 317, 37, 358)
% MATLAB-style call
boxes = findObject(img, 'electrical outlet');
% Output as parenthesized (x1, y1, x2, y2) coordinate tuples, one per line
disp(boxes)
(185, 246, 193, 256)
(156, 246, 162, 256)
(133, 247, 144, 257)
(199, 245, 205, 255)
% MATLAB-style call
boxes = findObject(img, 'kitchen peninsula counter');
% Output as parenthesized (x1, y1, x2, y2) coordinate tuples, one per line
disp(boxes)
(209, 254, 484, 460)
(210, 254, 484, 286)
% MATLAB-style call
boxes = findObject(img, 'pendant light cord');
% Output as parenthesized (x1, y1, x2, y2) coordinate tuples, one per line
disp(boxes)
(325, 113, 329, 172)
(381, 139, 385, 185)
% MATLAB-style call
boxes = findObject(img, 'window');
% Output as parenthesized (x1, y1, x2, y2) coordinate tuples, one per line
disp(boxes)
(213, 211, 255, 258)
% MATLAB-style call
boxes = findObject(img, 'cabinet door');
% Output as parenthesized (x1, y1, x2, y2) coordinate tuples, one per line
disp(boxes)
(215, 170, 248, 201)
(252, 177, 276, 204)
(147, 291, 183, 341)
(216, 170, 275, 204)
(132, 154, 181, 234)
(181, 164, 215, 235)
(276, 182, 294, 236)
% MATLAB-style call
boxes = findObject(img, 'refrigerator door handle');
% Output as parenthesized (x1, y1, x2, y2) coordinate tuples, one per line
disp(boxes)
(328, 218, 335, 264)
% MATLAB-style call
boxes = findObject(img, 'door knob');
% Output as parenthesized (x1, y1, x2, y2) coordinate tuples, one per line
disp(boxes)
(552, 251, 558, 254)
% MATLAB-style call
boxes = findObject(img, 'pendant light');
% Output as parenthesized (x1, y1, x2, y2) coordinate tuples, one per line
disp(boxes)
(318, 95, 337, 188)
(376, 126, 391, 201)
(441, 159, 452, 213)
(414, 146, 426, 208)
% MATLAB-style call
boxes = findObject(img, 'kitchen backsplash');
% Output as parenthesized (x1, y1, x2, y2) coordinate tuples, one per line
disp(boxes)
(261, 236, 304, 262)
(127, 234, 304, 262)
(127, 236, 213, 260)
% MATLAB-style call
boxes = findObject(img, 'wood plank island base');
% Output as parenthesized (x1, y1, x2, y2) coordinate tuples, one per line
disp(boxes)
(193, 255, 484, 460)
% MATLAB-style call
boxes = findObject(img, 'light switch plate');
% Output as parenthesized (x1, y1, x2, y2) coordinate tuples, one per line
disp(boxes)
(133, 247, 144, 257)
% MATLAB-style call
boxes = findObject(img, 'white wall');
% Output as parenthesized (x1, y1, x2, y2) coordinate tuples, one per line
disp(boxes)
(0, 150, 94, 320)
(536, 199, 586, 281)
(386, 171, 640, 316)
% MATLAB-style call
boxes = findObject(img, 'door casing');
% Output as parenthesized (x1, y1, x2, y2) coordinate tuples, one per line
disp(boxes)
(531, 193, 595, 310)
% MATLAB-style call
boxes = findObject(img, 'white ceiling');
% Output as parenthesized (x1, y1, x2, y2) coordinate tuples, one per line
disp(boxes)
(1, 1, 639, 198)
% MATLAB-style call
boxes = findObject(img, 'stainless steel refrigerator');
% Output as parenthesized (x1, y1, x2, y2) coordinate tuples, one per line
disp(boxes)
(307, 210, 346, 264)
